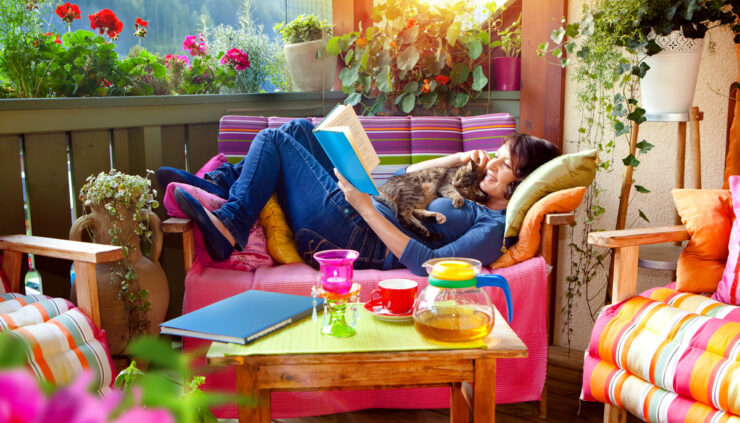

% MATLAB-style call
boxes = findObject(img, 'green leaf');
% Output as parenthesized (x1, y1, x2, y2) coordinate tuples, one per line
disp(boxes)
(375, 65, 391, 93)
(420, 91, 439, 108)
(449, 63, 470, 85)
(404, 81, 419, 93)
(399, 25, 419, 45)
(631, 62, 650, 79)
(537, 42, 549, 54)
(627, 108, 646, 124)
(634, 185, 650, 193)
(400, 93, 416, 113)
(451, 92, 469, 108)
(339, 66, 359, 87)
(360, 49, 370, 70)
(468, 39, 483, 60)
(622, 154, 640, 167)
(471, 65, 488, 91)
(397, 46, 420, 71)
(636, 140, 654, 154)
(326, 36, 341, 54)
(0, 334, 27, 369)
(344, 92, 362, 105)
(446, 22, 461, 47)
(638, 209, 650, 223)
(592, 205, 605, 216)
(126, 336, 188, 376)
(551, 28, 566, 44)
(553, 48, 562, 58)
(564, 42, 576, 54)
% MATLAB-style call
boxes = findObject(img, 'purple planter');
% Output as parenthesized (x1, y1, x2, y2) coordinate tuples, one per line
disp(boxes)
(493, 57, 521, 91)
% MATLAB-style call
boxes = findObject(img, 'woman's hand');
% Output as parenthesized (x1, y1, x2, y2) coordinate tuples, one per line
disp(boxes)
(460, 150, 490, 175)
(334, 169, 375, 215)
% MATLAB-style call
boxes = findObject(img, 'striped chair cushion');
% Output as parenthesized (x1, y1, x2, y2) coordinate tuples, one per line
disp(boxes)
(582, 287, 740, 419)
(0, 293, 115, 392)
(216, 113, 516, 186)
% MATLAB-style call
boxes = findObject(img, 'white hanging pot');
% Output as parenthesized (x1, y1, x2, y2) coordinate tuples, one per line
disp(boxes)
(284, 37, 337, 92)
(640, 30, 703, 114)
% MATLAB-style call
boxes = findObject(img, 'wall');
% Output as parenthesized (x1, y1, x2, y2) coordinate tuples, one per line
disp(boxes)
(553, 1, 736, 350)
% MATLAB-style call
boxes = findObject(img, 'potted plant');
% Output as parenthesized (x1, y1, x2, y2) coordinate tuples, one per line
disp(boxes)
(274, 14, 336, 92)
(327, 0, 492, 115)
(493, 13, 521, 91)
(69, 170, 168, 356)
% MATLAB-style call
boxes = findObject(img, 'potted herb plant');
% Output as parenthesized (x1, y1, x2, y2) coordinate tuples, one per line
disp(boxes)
(69, 170, 168, 356)
(493, 13, 521, 91)
(274, 14, 336, 92)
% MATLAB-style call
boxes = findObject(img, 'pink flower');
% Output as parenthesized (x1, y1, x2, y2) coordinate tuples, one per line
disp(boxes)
(0, 370, 45, 423)
(112, 407, 175, 423)
(164, 54, 189, 69)
(35, 372, 119, 423)
(182, 33, 208, 56)
(220, 48, 250, 71)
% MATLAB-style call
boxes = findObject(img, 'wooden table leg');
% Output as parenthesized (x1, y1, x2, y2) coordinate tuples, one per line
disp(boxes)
(473, 358, 496, 423)
(236, 364, 270, 423)
(450, 382, 470, 423)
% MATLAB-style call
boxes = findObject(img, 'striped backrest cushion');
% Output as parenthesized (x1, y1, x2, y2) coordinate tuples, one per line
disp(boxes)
(0, 293, 115, 392)
(216, 113, 517, 185)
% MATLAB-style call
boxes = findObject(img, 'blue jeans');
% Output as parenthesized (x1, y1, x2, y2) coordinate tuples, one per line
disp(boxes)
(205, 119, 388, 269)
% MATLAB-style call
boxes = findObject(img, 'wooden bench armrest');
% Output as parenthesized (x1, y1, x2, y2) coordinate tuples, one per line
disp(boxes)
(544, 212, 575, 226)
(0, 235, 125, 329)
(587, 225, 689, 248)
(161, 218, 195, 272)
(587, 225, 690, 304)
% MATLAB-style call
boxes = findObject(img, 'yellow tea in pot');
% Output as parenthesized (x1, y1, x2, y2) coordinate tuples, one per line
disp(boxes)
(413, 305, 493, 342)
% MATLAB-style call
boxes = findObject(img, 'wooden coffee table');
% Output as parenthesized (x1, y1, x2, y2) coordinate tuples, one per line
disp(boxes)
(207, 307, 527, 423)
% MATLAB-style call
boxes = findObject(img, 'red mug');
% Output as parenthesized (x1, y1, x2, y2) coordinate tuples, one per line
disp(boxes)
(369, 279, 418, 315)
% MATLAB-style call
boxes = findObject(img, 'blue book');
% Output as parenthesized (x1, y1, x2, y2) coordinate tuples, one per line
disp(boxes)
(314, 104, 380, 195)
(160, 290, 323, 345)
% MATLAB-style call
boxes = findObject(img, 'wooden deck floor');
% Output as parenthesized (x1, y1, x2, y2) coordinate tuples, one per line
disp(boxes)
(259, 347, 641, 423)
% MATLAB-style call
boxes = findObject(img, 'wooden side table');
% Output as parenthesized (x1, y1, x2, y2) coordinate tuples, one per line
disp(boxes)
(207, 307, 527, 423)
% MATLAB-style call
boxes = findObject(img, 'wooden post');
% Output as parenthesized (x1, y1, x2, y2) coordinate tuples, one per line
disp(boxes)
(73, 261, 102, 328)
(473, 358, 497, 423)
(689, 106, 703, 189)
(3, 250, 23, 294)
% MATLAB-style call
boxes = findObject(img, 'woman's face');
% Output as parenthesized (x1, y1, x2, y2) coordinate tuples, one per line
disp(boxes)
(480, 144, 518, 202)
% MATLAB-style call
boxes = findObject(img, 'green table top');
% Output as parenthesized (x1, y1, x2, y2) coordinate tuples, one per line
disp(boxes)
(207, 305, 488, 359)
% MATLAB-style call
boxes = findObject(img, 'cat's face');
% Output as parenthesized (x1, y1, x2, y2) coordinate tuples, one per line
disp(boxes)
(452, 161, 487, 203)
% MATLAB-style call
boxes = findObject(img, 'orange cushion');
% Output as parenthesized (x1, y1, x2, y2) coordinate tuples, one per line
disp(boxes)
(492, 187, 586, 269)
(673, 189, 734, 293)
(259, 194, 304, 264)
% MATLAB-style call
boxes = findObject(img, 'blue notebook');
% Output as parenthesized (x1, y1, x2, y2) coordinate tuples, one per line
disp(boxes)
(160, 290, 323, 345)
(313, 104, 380, 195)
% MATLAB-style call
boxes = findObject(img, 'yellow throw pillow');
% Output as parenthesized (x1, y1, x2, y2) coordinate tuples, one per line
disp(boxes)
(259, 194, 303, 264)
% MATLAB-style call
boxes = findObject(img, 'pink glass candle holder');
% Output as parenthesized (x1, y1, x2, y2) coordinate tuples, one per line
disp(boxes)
(313, 249, 359, 295)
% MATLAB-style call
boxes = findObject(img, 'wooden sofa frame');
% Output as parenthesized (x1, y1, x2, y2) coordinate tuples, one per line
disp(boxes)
(0, 235, 123, 328)
(588, 225, 691, 423)
(163, 211, 575, 418)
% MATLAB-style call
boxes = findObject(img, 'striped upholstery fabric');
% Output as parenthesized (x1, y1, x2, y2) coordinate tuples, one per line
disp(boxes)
(582, 287, 740, 421)
(216, 113, 516, 186)
(0, 293, 115, 392)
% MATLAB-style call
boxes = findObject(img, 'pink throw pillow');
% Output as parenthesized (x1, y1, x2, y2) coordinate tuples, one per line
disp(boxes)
(194, 153, 227, 178)
(713, 175, 740, 305)
(163, 182, 274, 272)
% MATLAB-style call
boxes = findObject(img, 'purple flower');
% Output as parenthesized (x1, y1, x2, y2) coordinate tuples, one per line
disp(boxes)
(35, 373, 119, 423)
(112, 407, 175, 423)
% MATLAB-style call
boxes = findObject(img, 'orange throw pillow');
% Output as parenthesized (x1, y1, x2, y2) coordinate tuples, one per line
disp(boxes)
(259, 194, 304, 264)
(492, 187, 586, 269)
(673, 189, 734, 293)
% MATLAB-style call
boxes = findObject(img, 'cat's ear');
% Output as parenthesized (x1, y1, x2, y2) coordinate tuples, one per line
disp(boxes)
(467, 159, 477, 171)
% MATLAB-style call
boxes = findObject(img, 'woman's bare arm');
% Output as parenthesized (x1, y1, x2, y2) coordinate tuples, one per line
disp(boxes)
(334, 170, 409, 258)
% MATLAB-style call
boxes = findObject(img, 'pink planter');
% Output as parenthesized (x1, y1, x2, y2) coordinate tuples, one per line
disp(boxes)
(493, 57, 521, 91)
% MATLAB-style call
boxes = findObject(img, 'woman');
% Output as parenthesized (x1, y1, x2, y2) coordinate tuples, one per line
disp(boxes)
(158, 119, 560, 276)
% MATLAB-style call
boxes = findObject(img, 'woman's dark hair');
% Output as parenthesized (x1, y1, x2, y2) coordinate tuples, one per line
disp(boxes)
(503, 132, 561, 200)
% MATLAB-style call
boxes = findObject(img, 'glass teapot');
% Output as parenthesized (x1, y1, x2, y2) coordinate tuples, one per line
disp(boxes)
(412, 258, 513, 343)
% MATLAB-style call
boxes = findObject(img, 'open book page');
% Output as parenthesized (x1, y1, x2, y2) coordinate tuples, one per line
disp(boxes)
(319, 105, 380, 172)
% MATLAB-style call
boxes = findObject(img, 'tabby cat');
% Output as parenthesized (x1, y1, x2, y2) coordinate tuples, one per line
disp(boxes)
(374, 161, 487, 241)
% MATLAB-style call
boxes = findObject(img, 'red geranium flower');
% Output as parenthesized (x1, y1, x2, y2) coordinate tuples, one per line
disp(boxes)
(89, 9, 123, 40)
(56, 2, 81, 25)
(435, 75, 450, 85)
(134, 17, 148, 38)
(407, 19, 415, 28)
(356, 37, 367, 48)
(220, 48, 250, 71)
(45, 32, 62, 44)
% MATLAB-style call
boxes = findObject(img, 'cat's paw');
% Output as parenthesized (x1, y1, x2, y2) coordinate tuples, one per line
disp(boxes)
(435, 214, 446, 224)
(452, 197, 464, 208)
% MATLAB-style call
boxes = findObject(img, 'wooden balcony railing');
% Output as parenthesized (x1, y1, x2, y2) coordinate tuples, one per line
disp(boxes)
(0, 91, 519, 319)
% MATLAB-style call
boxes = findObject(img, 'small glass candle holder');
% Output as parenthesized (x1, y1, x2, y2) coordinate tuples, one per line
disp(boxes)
(313, 249, 359, 337)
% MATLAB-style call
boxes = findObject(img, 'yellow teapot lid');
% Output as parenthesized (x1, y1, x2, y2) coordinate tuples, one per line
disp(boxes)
(430, 260, 476, 281)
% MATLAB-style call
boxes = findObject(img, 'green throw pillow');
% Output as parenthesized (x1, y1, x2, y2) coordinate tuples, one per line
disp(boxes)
(504, 149, 598, 238)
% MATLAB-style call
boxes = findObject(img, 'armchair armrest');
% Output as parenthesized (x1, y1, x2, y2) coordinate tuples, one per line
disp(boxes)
(0, 235, 124, 328)
(161, 218, 195, 272)
(587, 225, 690, 304)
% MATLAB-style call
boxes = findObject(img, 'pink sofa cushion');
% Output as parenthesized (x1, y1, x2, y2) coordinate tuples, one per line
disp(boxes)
(714, 175, 740, 304)
(194, 153, 227, 178)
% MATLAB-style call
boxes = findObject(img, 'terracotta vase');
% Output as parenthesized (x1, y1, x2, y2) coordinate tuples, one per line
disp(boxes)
(70, 205, 168, 356)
